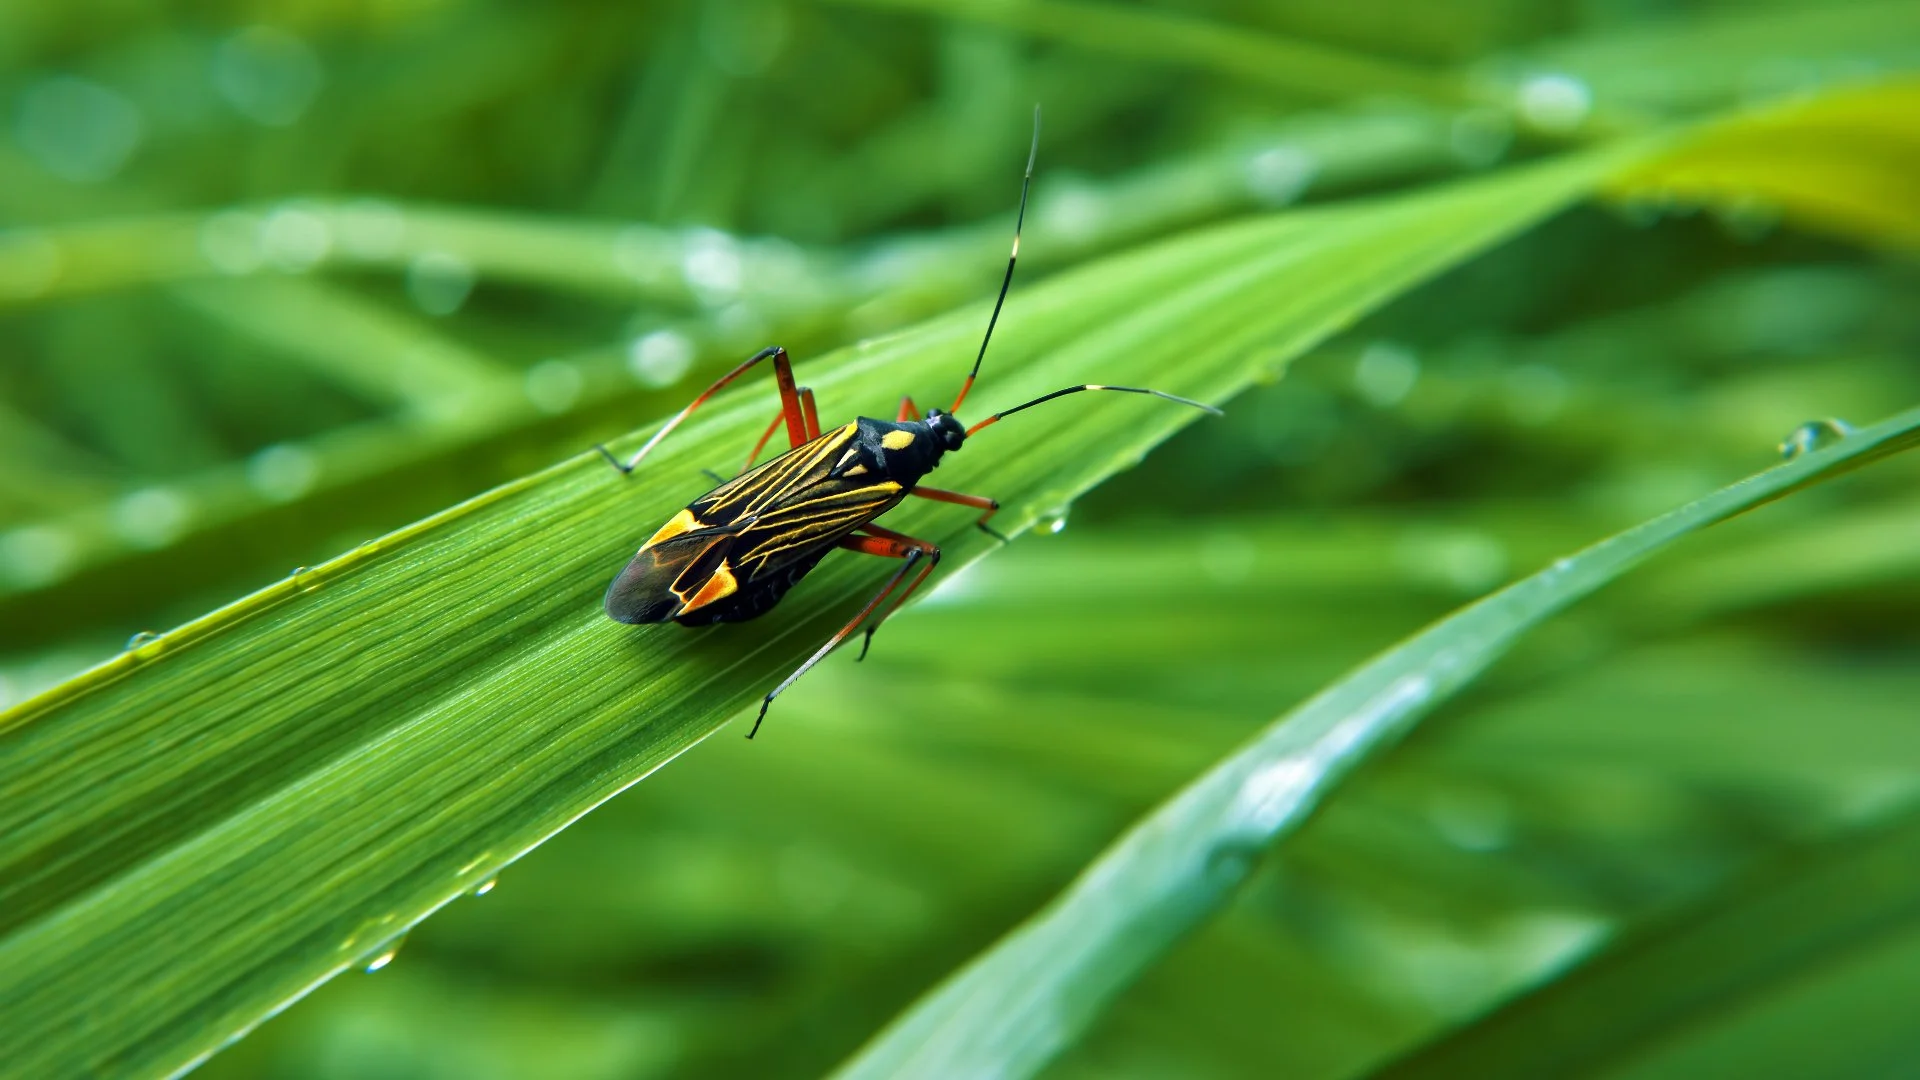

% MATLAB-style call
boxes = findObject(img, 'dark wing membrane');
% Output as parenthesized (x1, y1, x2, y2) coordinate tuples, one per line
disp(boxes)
(681, 421, 906, 579)
(692, 423, 857, 525)
(604, 525, 738, 624)
(730, 480, 904, 580)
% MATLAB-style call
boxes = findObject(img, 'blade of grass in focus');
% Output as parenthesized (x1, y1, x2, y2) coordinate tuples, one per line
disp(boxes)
(832, 403, 1920, 1080)
(0, 148, 1634, 1079)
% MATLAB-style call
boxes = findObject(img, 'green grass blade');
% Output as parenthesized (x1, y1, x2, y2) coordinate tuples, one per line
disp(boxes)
(0, 149, 1636, 1078)
(1517, 0, 1920, 118)
(169, 279, 521, 411)
(1367, 804, 1920, 1080)
(830, 405, 1920, 1080)
(828, 0, 1468, 106)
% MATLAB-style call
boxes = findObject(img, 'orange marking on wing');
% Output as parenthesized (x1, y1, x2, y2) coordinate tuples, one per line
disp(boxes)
(679, 560, 740, 613)
(642, 508, 702, 549)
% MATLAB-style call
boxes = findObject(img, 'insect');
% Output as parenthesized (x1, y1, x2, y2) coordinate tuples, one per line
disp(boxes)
(599, 113, 1220, 738)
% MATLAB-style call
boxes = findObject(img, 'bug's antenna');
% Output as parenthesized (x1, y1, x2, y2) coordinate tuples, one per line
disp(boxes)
(964, 384, 1221, 436)
(951, 105, 1040, 416)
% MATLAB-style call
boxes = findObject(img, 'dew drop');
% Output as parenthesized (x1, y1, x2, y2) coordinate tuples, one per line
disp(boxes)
(1779, 418, 1852, 460)
(112, 487, 191, 549)
(524, 359, 583, 414)
(289, 565, 313, 591)
(1204, 842, 1260, 885)
(214, 26, 324, 127)
(628, 330, 695, 388)
(1042, 506, 1071, 535)
(16, 76, 144, 184)
(471, 876, 499, 898)
(1516, 72, 1592, 133)
(247, 443, 320, 502)
(406, 251, 475, 316)
(1448, 107, 1512, 168)
(0, 524, 78, 589)
(1037, 180, 1108, 241)
(680, 228, 743, 306)
(127, 630, 158, 650)
(260, 202, 331, 272)
(362, 933, 406, 973)
(1354, 341, 1419, 408)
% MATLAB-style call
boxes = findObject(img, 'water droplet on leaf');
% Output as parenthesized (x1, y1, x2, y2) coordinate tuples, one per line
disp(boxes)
(471, 876, 498, 897)
(1204, 842, 1260, 884)
(362, 933, 406, 973)
(1516, 72, 1592, 133)
(406, 251, 475, 316)
(1042, 506, 1071, 535)
(1779, 418, 1852, 460)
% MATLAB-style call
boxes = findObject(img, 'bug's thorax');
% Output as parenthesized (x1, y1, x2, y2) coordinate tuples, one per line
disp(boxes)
(842, 409, 967, 486)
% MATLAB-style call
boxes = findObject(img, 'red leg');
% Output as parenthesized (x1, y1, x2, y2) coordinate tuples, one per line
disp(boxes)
(910, 485, 1008, 543)
(749, 532, 940, 739)
(740, 387, 821, 473)
(599, 345, 805, 475)
(800, 388, 821, 440)
(741, 411, 785, 473)
(896, 395, 919, 421)
(849, 524, 942, 660)
(840, 529, 936, 560)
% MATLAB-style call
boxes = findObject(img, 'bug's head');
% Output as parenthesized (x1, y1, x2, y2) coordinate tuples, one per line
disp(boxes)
(925, 408, 967, 452)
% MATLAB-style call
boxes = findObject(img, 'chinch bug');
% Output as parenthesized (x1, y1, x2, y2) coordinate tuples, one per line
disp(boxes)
(599, 111, 1220, 738)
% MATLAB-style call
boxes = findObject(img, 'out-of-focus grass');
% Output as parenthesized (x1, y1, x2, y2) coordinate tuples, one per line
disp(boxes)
(3, 2, 1919, 1078)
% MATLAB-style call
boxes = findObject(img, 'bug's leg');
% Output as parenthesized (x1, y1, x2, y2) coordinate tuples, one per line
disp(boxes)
(749, 536, 934, 739)
(800, 388, 821, 439)
(738, 387, 822, 474)
(896, 395, 919, 421)
(598, 345, 804, 476)
(739, 411, 786, 474)
(909, 485, 1009, 544)
(848, 524, 943, 661)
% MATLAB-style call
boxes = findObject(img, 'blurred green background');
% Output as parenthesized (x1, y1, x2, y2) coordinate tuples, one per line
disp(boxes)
(4, 1, 1919, 1077)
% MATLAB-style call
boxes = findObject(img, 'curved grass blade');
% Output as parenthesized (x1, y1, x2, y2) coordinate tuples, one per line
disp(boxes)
(0, 149, 1635, 1078)
(1368, 804, 1920, 1080)
(831, 404, 1920, 1080)
(1606, 76, 1920, 249)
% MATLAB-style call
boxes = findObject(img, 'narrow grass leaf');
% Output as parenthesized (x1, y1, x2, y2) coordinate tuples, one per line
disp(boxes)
(1368, 803, 1920, 1080)
(831, 404, 1920, 1080)
(825, 0, 1467, 106)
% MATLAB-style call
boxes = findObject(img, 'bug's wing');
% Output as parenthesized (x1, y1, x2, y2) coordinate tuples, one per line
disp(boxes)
(685, 422, 908, 580)
(730, 481, 905, 579)
(604, 525, 741, 624)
